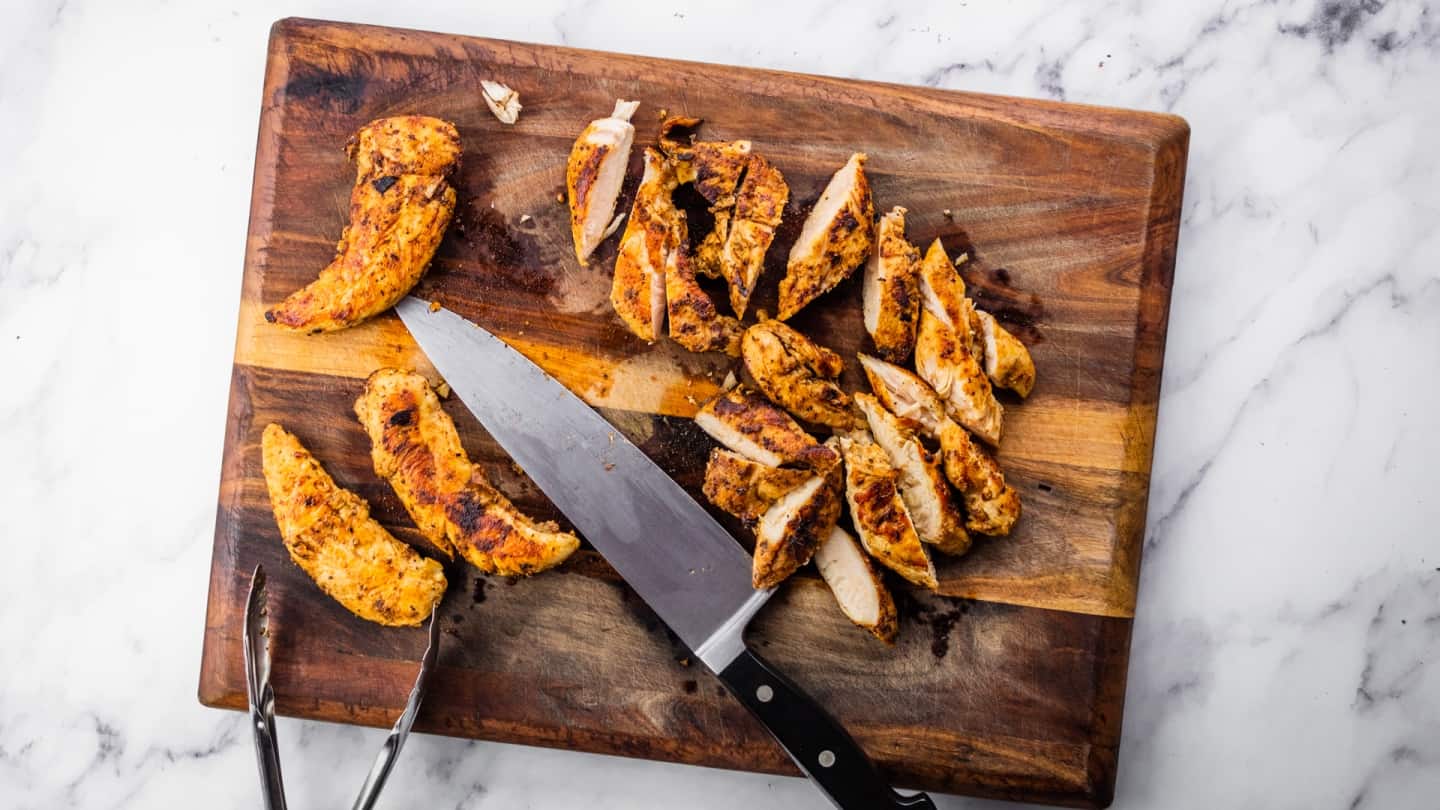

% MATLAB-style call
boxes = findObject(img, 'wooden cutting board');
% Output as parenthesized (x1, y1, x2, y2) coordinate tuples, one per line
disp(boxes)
(199, 18, 1187, 808)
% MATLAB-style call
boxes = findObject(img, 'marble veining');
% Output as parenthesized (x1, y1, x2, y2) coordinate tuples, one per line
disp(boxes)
(2, 1, 1437, 808)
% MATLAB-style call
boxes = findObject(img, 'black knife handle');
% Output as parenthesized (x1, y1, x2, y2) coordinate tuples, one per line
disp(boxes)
(718, 647, 936, 810)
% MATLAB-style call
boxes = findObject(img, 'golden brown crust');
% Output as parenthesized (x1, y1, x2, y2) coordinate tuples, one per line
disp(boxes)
(915, 308, 1004, 446)
(354, 369, 580, 576)
(752, 461, 843, 589)
(666, 215, 743, 356)
(261, 423, 446, 627)
(974, 308, 1037, 398)
(721, 155, 789, 317)
(694, 387, 840, 470)
(702, 448, 815, 521)
(939, 421, 1021, 536)
(855, 393, 970, 556)
(611, 148, 676, 341)
(862, 207, 921, 363)
(266, 116, 459, 333)
(838, 432, 937, 589)
(568, 100, 638, 265)
(778, 153, 875, 320)
(741, 320, 858, 430)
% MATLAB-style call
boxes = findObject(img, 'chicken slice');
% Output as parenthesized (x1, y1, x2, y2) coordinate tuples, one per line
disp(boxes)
(862, 206, 921, 363)
(915, 308, 1003, 446)
(659, 116, 752, 279)
(741, 320, 858, 430)
(778, 153, 876, 320)
(567, 99, 640, 266)
(939, 421, 1021, 536)
(720, 154, 789, 317)
(261, 423, 446, 626)
(838, 431, 937, 589)
(858, 353, 949, 436)
(355, 369, 580, 576)
(611, 148, 677, 341)
(917, 239, 970, 329)
(665, 213, 743, 356)
(815, 526, 898, 643)
(973, 308, 1036, 397)
(694, 387, 840, 470)
(702, 448, 814, 521)
(855, 394, 970, 556)
(265, 116, 460, 333)
(752, 460, 844, 588)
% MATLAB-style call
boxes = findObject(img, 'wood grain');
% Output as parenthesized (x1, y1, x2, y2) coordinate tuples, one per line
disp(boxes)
(199, 18, 1187, 807)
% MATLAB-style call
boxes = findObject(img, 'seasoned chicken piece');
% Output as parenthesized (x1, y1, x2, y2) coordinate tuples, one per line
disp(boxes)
(702, 448, 814, 521)
(858, 353, 949, 436)
(778, 153, 875, 319)
(265, 116, 460, 333)
(741, 320, 858, 430)
(917, 239, 970, 329)
(752, 459, 844, 588)
(611, 148, 677, 341)
(862, 207, 921, 363)
(973, 308, 1036, 397)
(694, 387, 839, 470)
(355, 369, 580, 576)
(815, 526, 898, 643)
(938, 422, 1021, 536)
(855, 394, 970, 556)
(568, 99, 640, 265)
(659, 116, 752, 279)
(720, 155, 789, 317)
(261, 424, 446, 626)
(666, 215, 743, 356)
(838, 431, 937, 589)
(915, 307, 1003, 446)
(861, 354, 1020, 535)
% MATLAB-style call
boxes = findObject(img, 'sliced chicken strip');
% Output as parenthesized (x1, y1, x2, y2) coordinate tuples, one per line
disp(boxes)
(568, 99, 639, 265)
(862, 206, 921, 363)
(665, 213, 743, 356)
(752, 460, 843, 588)
(702, 448, 814, 522)
(720, 154, 789, 317)
(915, 307, 1003, 445)
(858, 353, 949, 436)
(659, 116, 752, 279)
(741, 320, 858, 430)
(611, 147, 676, 341)
(694, 387, 840, 470)
(778, 153, 876, 320)
(838, 431, 937, 589)
(855, 394, 970, 556)
(973, 308, 1036, 397)
(939, 422, 1021, 536)
(814, 526, 898, 643)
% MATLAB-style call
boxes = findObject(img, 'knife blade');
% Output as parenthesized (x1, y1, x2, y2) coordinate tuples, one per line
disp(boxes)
(397, 296, 935, 810)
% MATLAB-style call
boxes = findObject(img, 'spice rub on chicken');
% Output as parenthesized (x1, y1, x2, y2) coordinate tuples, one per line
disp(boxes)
(354, 369, 579, 576)
(856, 393, 970, 556)
(862, 206, 921, 363)
(915, 239, 1003, 446)
(665, 214, 743, 356)
(568, 100, 640, 266)
(694, 387, 840, 470)
(611, 148, 677, 341)
(265, 116, 460, 333)
(837, 430, 937, 589)
(778, 152, 875, 320)
(741, 320, 859, 430)
(261, 423, 447, 626)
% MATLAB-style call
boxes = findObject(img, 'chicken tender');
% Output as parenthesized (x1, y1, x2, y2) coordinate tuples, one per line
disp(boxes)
(741, 320, 858, 430)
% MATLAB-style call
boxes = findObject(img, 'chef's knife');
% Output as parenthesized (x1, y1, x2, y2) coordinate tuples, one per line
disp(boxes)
(397, 297, 934, 810)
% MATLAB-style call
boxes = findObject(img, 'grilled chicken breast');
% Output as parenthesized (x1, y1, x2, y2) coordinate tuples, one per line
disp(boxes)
(858, 353, 949, 436)
(702, 448, 815, 521)
(917, 239, 970, 329)
(694, 387, 840, 470)
(266, 116, 460, 333)
(568, 99, 640, 265)
(778, 153, 875, 320)
(752, 459, 843, 588)
(862, 206, 921, 363)
(660, 116, 752, 279)
(916, 309, 1003, 445)
(856, 394, 970, 556)
(741, 320, 858, 430)
(973, 308, 1036, 397)
(261, 423, 446, 626)
(720, 154, 789, 317)
(611, 148, 677, 341)
(939, 421, 1021, 536)
(354, 369, 580, 576)
(838, 431, 937, 589)
(666, 216, 743, 356)
(815, 526, 898, 643)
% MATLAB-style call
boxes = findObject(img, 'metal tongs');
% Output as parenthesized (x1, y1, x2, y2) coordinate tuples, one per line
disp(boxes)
(243, 564, 442, 810)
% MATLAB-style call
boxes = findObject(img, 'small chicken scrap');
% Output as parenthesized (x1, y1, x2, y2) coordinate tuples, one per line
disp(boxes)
(838, 430, 937, 589)
(862, 206, 921, 363)
(741, 320, 859, 430)
(261, 423, 447, 626)
(266, 116, 460, 333)
(855, 393, 970, 556)
(778, 152, 875, 320)
(568, 100, 640, 266)
(972, 308, 1036, 397)
(694, 387, 840, 470)
(860, 354, 1020, 536)
(813, 526, 898, 643)
(915, 239, 1003, 445)
(354, 369, 580, 576)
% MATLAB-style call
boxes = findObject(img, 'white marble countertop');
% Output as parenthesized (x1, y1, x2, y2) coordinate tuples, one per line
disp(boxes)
(3, 1, 1437, 808)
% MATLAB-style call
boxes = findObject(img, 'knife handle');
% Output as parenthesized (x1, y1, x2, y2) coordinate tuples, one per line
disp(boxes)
(719, 647, 936, 810)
